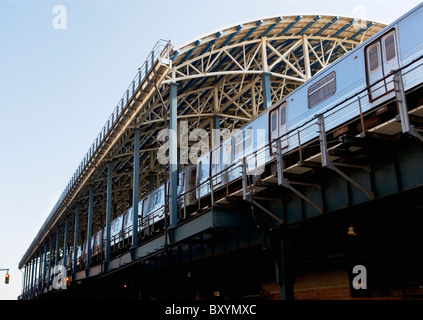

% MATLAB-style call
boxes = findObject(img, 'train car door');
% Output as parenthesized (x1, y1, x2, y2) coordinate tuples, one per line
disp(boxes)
(366, 30, 399, 101)
(211, 145, 222, 189)
(279, 103, 288, 148)
(196, 153, 210, 198)
(270, 102, 288, 153)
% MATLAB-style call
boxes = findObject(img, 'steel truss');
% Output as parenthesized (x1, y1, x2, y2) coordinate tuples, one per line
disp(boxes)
(19, 14, 386, 299)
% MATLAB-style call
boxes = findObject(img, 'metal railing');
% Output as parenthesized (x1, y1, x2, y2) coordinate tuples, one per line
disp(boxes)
(177, 54, 423, 216)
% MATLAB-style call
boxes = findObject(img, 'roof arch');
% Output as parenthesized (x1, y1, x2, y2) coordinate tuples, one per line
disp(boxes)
(19, 14, 386, 269)
(154, 15, 386, 134)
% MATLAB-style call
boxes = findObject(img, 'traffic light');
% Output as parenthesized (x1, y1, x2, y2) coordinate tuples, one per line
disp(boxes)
(5, 273, 9, 284)
(66, 276, 71, 287)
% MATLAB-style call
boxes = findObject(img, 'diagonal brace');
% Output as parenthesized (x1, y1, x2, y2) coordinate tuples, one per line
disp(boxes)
(276, 139, 323, 214)
(317, 115, 374, 200)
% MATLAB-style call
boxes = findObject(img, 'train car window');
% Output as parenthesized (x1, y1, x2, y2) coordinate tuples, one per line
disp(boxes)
(367, 43, 380, 73)
(154, 191, 161, 205)
(245, 128, 252, 149)
(280, 106, 287, 126)
(235, 132, 243, 154)
(308, 72, 336, 108)
(271, 112, 277, 132)
(384, 34, 396, 62)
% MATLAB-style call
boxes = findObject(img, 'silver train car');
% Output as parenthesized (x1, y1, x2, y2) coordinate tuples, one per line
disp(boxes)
(74, 165, 197, 268)
(196, 3, 423, 198)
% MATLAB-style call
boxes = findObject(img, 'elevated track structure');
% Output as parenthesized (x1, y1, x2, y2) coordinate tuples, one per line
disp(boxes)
(20, 14, 423, 300)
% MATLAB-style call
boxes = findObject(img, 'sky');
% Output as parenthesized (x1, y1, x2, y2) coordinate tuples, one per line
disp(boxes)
(0, 0, 421, 300)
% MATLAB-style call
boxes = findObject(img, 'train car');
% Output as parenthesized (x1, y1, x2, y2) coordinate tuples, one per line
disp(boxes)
(195, 3, 423, 197)
(197, 112, 270, 198)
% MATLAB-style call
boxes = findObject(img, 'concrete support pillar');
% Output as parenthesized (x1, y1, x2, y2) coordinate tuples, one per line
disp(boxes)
(105, 161, 113, 261)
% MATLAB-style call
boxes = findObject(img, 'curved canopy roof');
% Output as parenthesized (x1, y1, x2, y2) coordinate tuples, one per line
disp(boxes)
(19, 15, 386, 269)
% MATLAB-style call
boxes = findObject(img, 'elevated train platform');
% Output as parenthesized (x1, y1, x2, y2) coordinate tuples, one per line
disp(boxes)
(18, 11, 423, 300)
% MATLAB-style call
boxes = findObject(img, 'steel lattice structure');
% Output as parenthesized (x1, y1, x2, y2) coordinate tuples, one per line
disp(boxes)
(19, 14, 385, 278)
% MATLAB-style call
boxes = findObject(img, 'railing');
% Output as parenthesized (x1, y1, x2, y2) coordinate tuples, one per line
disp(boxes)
(177, 53, 423, 215)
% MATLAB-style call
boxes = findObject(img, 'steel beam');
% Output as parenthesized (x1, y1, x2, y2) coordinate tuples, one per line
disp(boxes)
(30, 259, 34, 296)
(86, 186, 94, 270)
(37, 252, 42, 292)
(274, 232, 294, 300)
(42, 243, 47, 291)
(47, 235, 52, 289)
(73, 205, 79, 274)
(105, 162, 113, 261)
(55, 227, 60, 268)
(132, 128, 140, 254)
(317, 115, 374, 199)
(169, 81, 178, 228)
(63, 216, 68, 269)
(301, 34, 311, 80)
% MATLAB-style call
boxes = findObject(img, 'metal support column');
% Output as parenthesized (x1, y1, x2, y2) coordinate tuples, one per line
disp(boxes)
(273, 232, 294, 300)
(73, 205, 79, 274)
(86, 185, 94, 271)
(22, 265, 26, 298)
(42, 242, 47, 292)
(55, 227, 60, 267)
(47, 235, 52, 289)
(394, 71, 423, 142)
(261, 37, 272, 109)
(23, 265, 28, 298)
(302, 34, 311, 80)
(212, 115, 221, 148)
(30, 259, 35, 296)
(131, 128, 140, 257)
(34, 257, 39, 294)
(262, 72, 272, 109)
(169, 81, 178, 229)
(105, 161, 113, 262)
(38, 248, 43, 291)
(63, 216, 69, 269)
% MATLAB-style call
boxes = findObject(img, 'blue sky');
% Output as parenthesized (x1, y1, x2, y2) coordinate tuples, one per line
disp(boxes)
(0, 0, 421, 300)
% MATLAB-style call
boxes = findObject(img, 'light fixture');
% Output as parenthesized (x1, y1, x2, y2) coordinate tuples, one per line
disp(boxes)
(347, 224, 357, 236)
